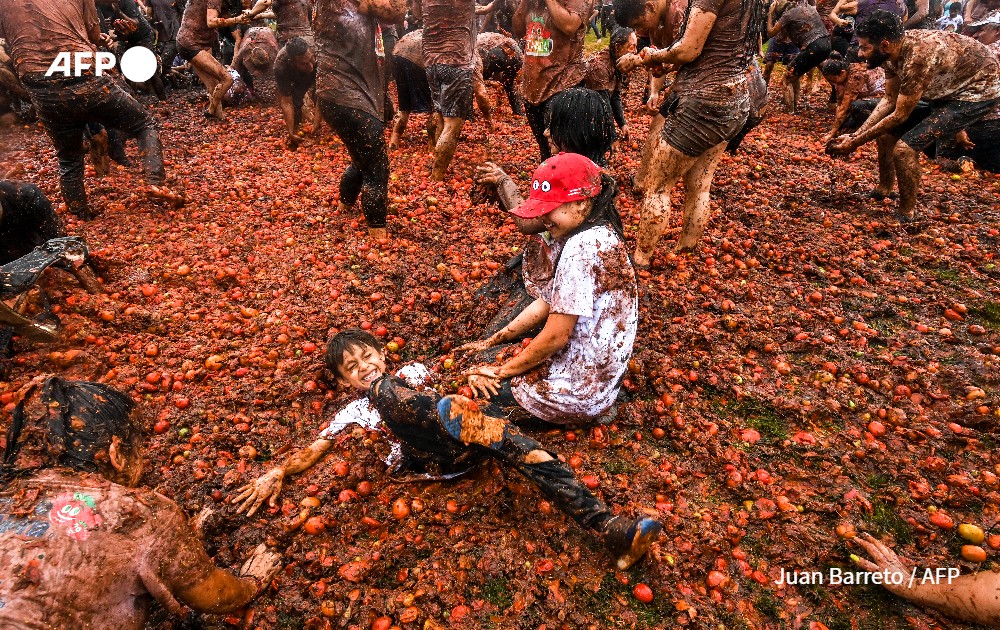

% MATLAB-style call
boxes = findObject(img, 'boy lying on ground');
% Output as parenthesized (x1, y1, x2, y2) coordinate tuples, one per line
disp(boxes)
(235, 328, 662, 570)
(0, 376, 281, 628)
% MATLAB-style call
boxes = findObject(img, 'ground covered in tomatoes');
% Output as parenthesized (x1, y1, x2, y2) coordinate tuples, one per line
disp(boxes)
(0, 77, 999, 629)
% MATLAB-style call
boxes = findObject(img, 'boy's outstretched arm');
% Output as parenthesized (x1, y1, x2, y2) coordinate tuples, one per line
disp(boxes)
(233, 438, 333, 516)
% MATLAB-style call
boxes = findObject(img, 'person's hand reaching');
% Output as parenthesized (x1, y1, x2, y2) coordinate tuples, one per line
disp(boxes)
(233, 468, 285, 516)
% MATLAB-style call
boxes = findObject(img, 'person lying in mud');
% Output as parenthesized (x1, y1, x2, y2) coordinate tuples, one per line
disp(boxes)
(0, 376, 282, 629)
(235, 328, 661, 570)
(852, 532, 1000, 626)
(459, 153, 638, 426)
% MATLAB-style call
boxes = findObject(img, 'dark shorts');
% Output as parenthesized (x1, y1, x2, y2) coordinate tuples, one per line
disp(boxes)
(426, 63, 474, 119)
(393, 56, 433, 113)
(660, 92, 752, 157)
(765, 38, 800, 64)
(176, 43, 206, 62)
(890, 98, 1000, 152)
(789, 36, 833, 77)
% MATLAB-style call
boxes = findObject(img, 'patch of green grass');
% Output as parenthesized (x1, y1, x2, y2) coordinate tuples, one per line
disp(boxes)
(934, 266, 963, 283)
(866, 472, 892, 490)
(867, 317, 900, 338)
(604, 456, 637, 476)
(751, 585, 782, 619)
(481, 576, 514, 610)
(715, 398, 788, 444)
(863, 498, 913, 545)
(583, 573, 673, 627)
(276, 612, 305, 629)
(973, 301, 1000, 330)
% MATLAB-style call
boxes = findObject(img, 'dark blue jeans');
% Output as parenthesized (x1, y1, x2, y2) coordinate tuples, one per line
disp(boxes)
(369, 375, 613, 531)
(24, 74, 164, 217)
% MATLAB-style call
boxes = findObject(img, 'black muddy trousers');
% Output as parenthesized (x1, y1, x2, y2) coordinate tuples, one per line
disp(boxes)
(22, 74, 164, 217)
(318, 100, 389, 229)
(369, 375, 615, 531)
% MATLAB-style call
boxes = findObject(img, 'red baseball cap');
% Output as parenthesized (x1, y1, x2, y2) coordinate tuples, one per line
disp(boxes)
(511, 153, 602, 219)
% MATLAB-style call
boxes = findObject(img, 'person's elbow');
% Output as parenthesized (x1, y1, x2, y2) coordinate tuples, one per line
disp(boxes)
(671, 45, 701, 64)
(555, 14, 583, 34)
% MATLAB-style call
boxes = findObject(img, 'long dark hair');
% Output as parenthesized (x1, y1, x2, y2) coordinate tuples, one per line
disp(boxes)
(609, 26, 635, 84)
(546, 88, 618, 167)
(1, 377, 138, 482)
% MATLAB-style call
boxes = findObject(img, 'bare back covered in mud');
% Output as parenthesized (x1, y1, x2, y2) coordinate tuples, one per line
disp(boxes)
(0, 469, 217, 630)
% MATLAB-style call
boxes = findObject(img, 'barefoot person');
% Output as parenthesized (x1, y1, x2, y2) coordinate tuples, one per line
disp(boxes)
(0, 377, 281, 629)
(0, 0, 168, 219)
(177, 0, 249, 119)
(827, 11, 1000, 220)
(315, 0, 406, 241)
(235, 330, 663, 570)
(273, 36, 317, 149)
(420, 0, 479, 179)
(768, 0, 835, 113)
(615, 0, 765, 262)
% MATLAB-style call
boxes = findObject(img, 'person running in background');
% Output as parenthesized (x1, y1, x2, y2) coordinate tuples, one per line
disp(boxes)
(515, 0, 594, 160)
(0, 0, 170, 219)
(768, 0, 834, 112)
(314, 0, 406, 241)
(417, 0, 479, 180)
(177, 0, 249, 119)
(273, 36, 317, 149)
(614, 0, 765, 261)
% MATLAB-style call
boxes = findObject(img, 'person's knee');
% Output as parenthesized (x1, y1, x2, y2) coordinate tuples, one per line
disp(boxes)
(893, 141, 918, 163)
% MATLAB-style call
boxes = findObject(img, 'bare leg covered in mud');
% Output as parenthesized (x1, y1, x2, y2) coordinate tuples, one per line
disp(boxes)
(432, 116, 465, 180)
(190, 51, 233, 120)
(875, 134, 898, 198)
(636, 138, 726, 266)
(892, 141, 921, 220)
(633, 114, 665, 194)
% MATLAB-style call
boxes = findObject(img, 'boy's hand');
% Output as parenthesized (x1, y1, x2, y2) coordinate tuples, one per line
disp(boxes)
(468, 374, 501, 398)
(233, 468, 285, 516)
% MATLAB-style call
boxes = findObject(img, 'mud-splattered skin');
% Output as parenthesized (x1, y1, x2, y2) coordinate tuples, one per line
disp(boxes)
(0, 470, 221, 630)
(271, 0, 313, 44)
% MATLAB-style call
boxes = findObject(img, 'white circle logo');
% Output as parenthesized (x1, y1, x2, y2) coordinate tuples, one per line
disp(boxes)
(540, 181, 551, 192)
(532, 180, 540, 190)
(119, 47, 157, 82)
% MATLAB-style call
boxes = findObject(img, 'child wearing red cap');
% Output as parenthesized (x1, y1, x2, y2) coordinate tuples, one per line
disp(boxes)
(458, 152, 638, 425)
